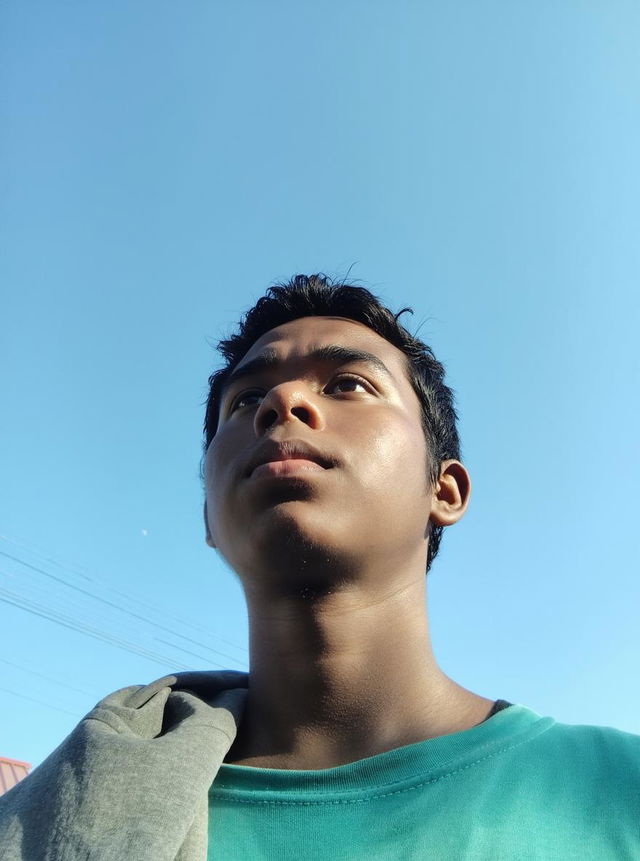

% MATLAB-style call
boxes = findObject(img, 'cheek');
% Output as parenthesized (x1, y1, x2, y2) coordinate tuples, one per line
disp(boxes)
(204, 435, 235, 514)
(356, 414, 429, 492)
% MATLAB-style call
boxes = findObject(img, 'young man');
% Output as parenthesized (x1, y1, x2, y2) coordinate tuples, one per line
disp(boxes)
(1, 275, 638, 859)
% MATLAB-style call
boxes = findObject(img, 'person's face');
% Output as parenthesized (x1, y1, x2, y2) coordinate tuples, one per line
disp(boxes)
(203, 316, 435, 592)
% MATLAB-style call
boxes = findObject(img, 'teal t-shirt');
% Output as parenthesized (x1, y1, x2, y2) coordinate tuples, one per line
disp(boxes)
(208, 705, 640, 859)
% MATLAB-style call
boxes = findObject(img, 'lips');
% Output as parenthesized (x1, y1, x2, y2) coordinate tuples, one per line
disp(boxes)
(245, 439, 335, 478)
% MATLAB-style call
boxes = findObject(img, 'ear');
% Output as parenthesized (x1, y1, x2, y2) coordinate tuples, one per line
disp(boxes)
(204, 499, 216, 548)
(429, 460, 471, 527)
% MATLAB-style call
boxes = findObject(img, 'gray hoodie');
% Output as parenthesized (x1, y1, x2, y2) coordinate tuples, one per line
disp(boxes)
(0, 671, 248, 861)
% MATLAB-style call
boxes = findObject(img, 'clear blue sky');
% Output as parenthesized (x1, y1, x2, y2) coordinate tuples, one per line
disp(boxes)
(1, 1, 639, 768)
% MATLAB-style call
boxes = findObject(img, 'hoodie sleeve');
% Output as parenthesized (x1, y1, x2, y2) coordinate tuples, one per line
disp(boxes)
(0, 673, 247, 861)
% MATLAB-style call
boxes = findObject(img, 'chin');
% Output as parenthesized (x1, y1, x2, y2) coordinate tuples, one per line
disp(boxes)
(233, 510, 358, 595)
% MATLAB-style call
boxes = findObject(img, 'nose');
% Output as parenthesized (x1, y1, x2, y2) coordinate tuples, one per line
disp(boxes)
(253, 382, 325, 436)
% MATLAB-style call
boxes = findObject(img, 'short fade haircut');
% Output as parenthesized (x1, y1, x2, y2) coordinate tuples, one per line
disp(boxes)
(204, 274, 461, 573)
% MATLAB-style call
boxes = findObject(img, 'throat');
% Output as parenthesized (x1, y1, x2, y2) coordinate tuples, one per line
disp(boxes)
(224, 661, 494, 770)
(232, 579, 493, 770)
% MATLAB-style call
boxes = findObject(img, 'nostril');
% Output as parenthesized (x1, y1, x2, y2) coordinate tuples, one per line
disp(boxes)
(259, 409, 279, 431)
(291, 406, 312, 424)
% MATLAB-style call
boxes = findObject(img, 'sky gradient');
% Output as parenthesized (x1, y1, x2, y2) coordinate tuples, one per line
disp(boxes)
(1, 1, 639, 768)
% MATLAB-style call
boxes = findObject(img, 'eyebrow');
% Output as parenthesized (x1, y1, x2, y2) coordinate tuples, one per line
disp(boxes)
(221, 344, 395, 397)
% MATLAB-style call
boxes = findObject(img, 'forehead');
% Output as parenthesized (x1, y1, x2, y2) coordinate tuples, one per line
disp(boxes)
(237, 316, 412, 385)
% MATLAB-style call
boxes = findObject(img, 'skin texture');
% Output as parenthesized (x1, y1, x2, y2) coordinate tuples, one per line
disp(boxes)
(204, 316, 493, 769)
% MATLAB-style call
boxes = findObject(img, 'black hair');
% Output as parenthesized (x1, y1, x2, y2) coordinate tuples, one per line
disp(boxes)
(204, 274, 461, 573)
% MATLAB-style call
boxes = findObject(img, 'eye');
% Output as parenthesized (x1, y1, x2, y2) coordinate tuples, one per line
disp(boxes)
(229, 389, 264, 412)
(228, 375, 370, 415)
(325, 374, 370, 395)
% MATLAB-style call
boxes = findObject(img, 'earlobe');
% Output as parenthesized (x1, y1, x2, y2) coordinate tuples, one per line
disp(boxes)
(429, 460, 471, 527)
(204, 500, 216, 548)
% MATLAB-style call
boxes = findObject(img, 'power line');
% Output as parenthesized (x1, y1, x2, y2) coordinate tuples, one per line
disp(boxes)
(0, 533, 247, 657)
(0, 536, 249, 739)
(0, 686, 82, 719)
(0, 548, 245, 667)
(0, 582, 193, 671)
(0, 657, 101, 699)
(0, 532, 248, 652)
(154, 638, 235, 669)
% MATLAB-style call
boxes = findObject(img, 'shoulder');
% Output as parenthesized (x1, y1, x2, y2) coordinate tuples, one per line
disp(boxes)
(490, 706, 640, 786)
(0, 670, 249, 858)
(87, 669, 248, 732)
(518, 713, 640, 800)
(544, 717, 640, 752)
(547, 718, 640, 768)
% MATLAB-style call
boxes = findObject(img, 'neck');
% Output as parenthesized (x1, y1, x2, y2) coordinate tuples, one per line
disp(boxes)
(226, 574, 492, 770)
